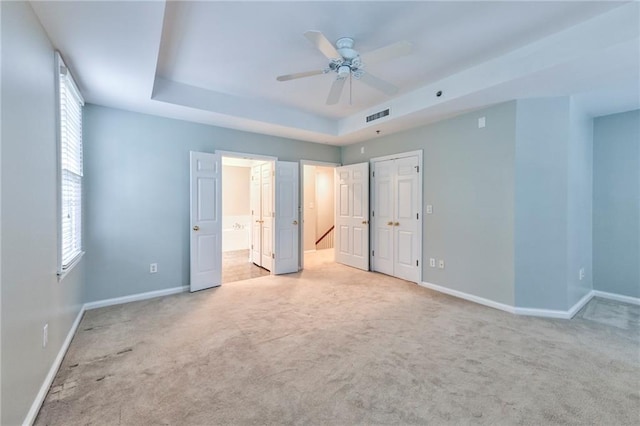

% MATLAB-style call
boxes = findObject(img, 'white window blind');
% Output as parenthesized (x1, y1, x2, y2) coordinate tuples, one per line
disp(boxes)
(58, 55, 84, 270)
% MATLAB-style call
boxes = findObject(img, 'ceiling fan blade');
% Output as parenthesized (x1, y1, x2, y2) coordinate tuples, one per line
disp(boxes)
(276, 69, 324, 81)
(360, 40, 412, 65)
(305, 30, 341, 60)
(326, 77, 347, 105)
(358, 72, 399, 96)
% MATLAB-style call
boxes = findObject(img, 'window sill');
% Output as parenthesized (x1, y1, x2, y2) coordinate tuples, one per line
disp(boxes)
(57, 251, 85, 282)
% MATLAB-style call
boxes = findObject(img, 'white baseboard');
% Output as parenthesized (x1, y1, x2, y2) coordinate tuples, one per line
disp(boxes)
(592, 290, 640, 306)
(22, 305, 85, 426)
(418, 282, 618, 320)
(84, 285, 189, 310)
(419, 281, 516, 315)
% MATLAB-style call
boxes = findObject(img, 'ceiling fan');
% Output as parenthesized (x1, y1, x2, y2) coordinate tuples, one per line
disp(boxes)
(276, 31, 412, 105)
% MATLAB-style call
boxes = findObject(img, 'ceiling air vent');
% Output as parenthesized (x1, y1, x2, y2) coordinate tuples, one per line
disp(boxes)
(366, 108, 390, 123)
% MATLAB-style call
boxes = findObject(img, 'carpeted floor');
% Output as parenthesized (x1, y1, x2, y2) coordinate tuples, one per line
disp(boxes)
(36, 250, 640, 425)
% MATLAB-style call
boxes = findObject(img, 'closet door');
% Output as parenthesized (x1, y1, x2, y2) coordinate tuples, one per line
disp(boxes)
(372, 160, 394, 276)
(250, 165, 262, 265)
(372, 155, 421, 283)
(393, 156, 420, 282)
(260, 162, 274, 271)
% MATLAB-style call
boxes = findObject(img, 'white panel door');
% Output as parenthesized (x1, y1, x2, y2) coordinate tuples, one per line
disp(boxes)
(335, 163, 369, 271)
(372, 160, 394, 276)
(274, 161, 299, 274)
(190, 151, 222, 292)
(250, 164, 261, 265)
(261, 162, 273, 271)
(372, 155, 421, 283)
(393, 156, 420, 282)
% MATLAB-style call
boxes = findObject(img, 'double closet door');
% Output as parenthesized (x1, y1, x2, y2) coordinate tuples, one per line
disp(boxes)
(372, 155, 421, 283)
(251, 162, 273, 271)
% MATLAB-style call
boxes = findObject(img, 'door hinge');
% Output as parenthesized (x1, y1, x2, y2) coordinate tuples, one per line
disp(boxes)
(372, 250, 375, 257)
(272, 171, 275, 177)
(415, 165, 419, 173)
(416, 260, 419, 267)
(251, 244, 254, 249)
(372, 211, 375, 217)
(372, 171, 375, 178)
(251, 210, 254, 215)
(416, 213, 419, 219)
(272, 253, 275, 259)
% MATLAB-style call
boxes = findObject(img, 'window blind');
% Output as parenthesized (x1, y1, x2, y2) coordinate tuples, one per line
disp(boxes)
(59, 57, 84, 270)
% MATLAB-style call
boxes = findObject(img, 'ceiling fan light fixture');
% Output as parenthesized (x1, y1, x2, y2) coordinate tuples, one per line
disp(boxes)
(337, 65, 351, 79)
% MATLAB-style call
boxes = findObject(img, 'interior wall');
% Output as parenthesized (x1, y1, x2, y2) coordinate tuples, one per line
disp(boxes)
(222, 165, 250, 216)
(303, 165, 317, 251)
(1, 2, 85, 424)
(222, 165, 251, 252)
(593, 109, 640, 297)
(342, 101, 517, 306)
(315, 166, 335, 242)
(567, 100, 594, 306)
(83, 104, 340, 302)
(514, 98, 571, 310)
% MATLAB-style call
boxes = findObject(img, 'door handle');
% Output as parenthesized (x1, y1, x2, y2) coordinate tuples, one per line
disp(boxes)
(362, 220, 368, 225)
(387, 221, 393, 226)
(394, 222, 400, 226)
(293, 220, 298, 225)
(193, 225, 200, 231)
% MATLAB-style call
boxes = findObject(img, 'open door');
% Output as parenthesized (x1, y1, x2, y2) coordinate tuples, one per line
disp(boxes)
(190, 151, 222, 292)
(335, 162, 369, 270)
(274, 161, 300, 274)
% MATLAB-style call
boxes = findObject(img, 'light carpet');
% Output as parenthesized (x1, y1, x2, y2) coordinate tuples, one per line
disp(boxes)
(36, 250, 640, 425)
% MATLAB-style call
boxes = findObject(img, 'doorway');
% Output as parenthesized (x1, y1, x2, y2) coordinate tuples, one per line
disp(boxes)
(301, 161, 338, 269)
(221, 155, 273, 283)
(190, 151, 299, 292)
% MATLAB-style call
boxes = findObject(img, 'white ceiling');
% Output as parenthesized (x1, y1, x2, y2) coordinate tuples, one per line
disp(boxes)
(31, 1, 640, 146)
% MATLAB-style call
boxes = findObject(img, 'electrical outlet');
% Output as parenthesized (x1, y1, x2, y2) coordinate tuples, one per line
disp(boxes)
(43, 323, 48, 348)
(579, 268, 585, 280)
(150, 263, 158, 274)
(426, 205, 433, 214)
(361, 146, 365, 154)
(429, 258, 436, 267)
(478, 116, 486, 128)
(438, 260, 445, 269)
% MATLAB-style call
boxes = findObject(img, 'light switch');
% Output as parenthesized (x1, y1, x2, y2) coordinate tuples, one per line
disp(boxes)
(426, 205, 433, 214)
(361, 146, 365, 154)
(478, 117, 486, 128)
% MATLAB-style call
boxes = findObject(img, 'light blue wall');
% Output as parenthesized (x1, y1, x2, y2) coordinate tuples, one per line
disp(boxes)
(83, 105, 340, 302)
(342, 101, 517, 305)
(593, 110, 640, 298)
(1, 2, 85, 424)
(514, 98, 571, 310)
(567, 101, 594, 306)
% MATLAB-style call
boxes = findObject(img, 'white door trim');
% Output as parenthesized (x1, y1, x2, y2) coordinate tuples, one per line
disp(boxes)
(217, 150, 277, 162)
(300, 160, 340, 269)
(370, 150, 423, 284)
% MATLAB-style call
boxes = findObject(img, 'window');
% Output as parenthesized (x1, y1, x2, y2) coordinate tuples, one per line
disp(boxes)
(57, 53, 84, 272)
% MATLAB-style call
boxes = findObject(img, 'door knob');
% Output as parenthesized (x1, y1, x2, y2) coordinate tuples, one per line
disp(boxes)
(394, 222, 400, 226)
(387, 221, 393, 226)
(193, 225, 200, 231)
(293, 220, 298, 225)
(362, 220, 368, 225)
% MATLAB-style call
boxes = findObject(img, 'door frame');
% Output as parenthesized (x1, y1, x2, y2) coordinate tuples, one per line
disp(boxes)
(299, 160, 340, 270)
(369, 150, 423, 284)
(218, 150, 277, 274)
